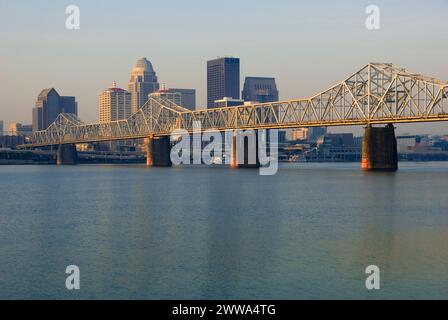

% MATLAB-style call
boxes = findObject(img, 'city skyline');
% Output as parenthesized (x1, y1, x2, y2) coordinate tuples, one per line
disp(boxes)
(1, 0, 448, 135)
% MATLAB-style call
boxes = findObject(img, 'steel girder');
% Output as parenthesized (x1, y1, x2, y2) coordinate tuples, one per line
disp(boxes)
(24, 63, 448, 147)
(178, 63, 448, 131)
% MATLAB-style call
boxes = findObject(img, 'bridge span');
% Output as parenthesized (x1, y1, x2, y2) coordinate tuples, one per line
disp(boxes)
(20, 63, 448, 170)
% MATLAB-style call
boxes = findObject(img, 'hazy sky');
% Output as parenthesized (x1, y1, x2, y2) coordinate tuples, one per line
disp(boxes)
(1, 0, 447, 135)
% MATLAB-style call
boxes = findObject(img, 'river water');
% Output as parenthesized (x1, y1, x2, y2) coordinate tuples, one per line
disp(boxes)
(0, 162, 447, 299)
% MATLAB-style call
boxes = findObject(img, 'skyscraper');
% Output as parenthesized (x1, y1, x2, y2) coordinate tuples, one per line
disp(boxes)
(242, 77, 279, 103)
(149, 89, 182, 106)
(241, 77, 280, 145)
(207, 57, 240, 108)
(128, 57, 159, 113)
(0, 120, 3, 135)
(32, 88, 77, 132)
(99, 82, 132, 123)
(167, 88, 196, 110)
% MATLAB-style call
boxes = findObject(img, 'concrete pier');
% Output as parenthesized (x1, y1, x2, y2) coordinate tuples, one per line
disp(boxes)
(145, 136, 172, 167)
(230, 132, 260, 169)
(362, 124, 398, 171)
(56, 144, 78, 165)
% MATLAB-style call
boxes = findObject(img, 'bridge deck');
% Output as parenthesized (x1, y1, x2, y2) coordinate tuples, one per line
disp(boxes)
(21, 63, 448, 148)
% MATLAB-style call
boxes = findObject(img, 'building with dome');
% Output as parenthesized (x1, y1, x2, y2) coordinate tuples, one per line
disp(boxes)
(127, 57, 159, 113)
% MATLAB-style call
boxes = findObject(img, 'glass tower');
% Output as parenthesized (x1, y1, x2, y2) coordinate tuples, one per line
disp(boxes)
(207, 57, 240, 108)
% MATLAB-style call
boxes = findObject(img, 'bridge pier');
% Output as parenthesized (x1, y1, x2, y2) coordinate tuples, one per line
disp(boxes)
(56, 144, 78, 165)
(145, 136, 172, 167)
(362, 124, 398, 171)
(230, 131, 260, 169)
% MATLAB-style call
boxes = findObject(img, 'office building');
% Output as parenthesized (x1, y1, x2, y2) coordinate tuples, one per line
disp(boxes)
(149, 89, 182, 106)
(289, 128, 309, 141)
(286, 127, 327, 142)
(32, 88, 77, 131)
(242, 77, 279, 103)
(99, 82, 132, 123)
(167, 88, 196, 110)
(207, 57, 240, 108)
(9, 123, 32, 136)
(128, 57, 159, 113)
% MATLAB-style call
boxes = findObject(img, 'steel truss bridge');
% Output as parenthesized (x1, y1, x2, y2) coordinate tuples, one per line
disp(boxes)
(24, 63, 448, 148)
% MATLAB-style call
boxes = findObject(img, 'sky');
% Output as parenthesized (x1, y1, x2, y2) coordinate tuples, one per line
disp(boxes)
(0, 0, 447, 135)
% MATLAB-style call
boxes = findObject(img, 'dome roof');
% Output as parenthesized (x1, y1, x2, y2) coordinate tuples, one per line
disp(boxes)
(133, 57, 154, 72)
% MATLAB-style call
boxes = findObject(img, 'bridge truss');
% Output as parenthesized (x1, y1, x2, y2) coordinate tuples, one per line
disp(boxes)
(26, 63, 448, 147)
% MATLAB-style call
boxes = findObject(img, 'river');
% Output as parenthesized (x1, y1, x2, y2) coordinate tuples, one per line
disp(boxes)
(0, 162, 447, 299)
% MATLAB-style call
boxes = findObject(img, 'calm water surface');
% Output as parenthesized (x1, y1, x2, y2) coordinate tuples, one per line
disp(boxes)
(0, 162, 447, 299)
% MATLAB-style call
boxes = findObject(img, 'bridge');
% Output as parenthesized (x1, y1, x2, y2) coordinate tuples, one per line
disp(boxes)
(21, 63, 448, 170)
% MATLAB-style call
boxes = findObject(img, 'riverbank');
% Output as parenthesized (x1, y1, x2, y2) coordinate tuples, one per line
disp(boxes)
(0, 149, 145, 165)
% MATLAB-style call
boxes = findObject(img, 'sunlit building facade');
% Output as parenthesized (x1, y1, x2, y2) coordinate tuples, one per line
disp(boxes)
(149, 89, 182, 106)
(99, 82, 132, 123)
(128, 57, 159, 113)
(8, 123, 32, 136)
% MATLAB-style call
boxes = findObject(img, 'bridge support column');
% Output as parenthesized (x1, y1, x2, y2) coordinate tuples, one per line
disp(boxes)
(56, 144, 78, 165)
(230, 131, 260, 169)
(362, 124, 398, 171)
(145, 136, 172, 167)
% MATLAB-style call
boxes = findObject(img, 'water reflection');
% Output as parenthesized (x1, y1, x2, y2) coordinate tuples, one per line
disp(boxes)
(0, 163, 447, 299)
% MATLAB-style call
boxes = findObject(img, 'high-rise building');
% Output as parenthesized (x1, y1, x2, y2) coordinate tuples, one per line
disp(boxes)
(242, 77, 279, 144)
(128, 57, 159, 113)
(0, 120, 3, 135)
(9, 123, 32, 136)
(149, 89, 182, 106)
(99, 82, 132, 123)
(167, 88, 196, 110)
(242, 77, 279, 103)
(32, 88, 77, 132)
(207, 57, 240, 108)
